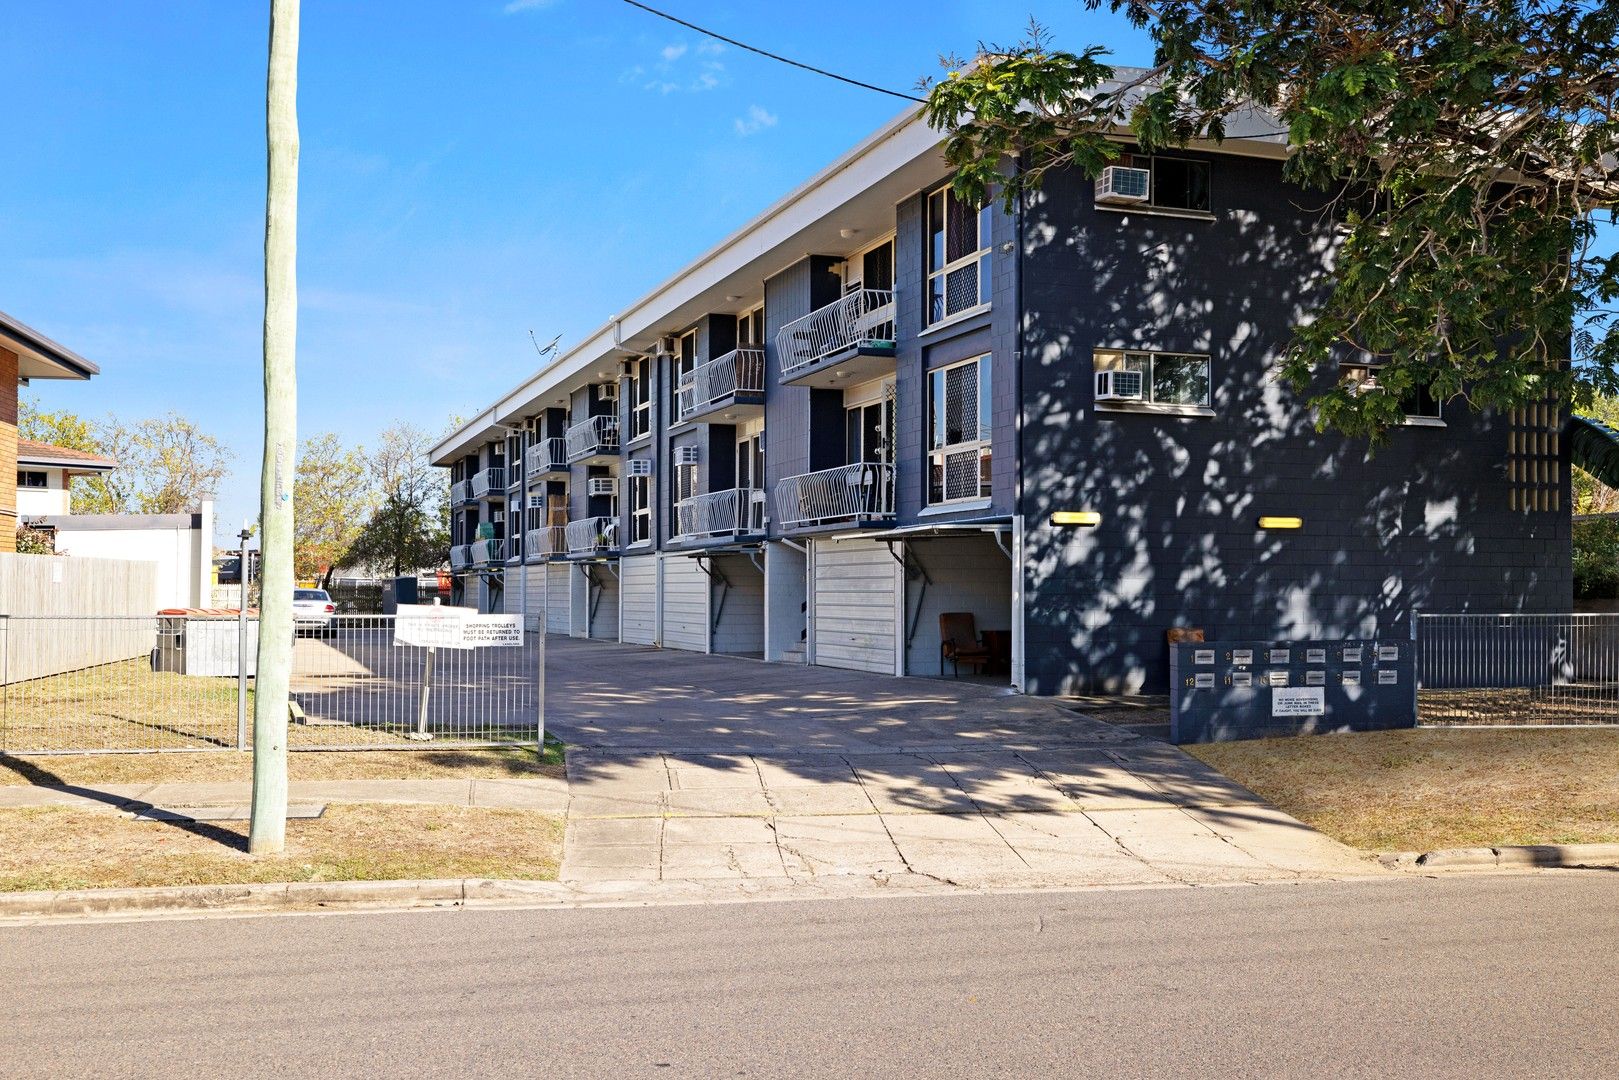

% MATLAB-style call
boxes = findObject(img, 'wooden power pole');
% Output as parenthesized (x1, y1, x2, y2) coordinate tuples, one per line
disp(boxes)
(250, 0, 299, 855)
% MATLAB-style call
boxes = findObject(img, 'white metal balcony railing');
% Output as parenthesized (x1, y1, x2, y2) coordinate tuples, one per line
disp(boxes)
(449, 544, 472, 571)
(773, 462, 895, 530)
(449, 479, 470, 505)
(675, 487, 766, 540)
(565, 516, 619, 555)
(469, 537, 505, 565)
(565, 415, 620, 460)
(525, 437, 567, 475)
(775, 289, 895, 381)
(676, 347, 766, 421)
(525, 525, 567, 559)
(469, 467, 506, 500)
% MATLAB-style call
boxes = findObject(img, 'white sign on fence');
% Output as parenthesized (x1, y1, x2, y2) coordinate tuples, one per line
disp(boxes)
(461, 615, 524, 648)
(1271, 686, 1326, 717)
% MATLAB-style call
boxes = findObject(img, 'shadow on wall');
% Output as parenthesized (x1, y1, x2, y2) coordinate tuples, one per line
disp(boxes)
(1017, 155, 1570, 694)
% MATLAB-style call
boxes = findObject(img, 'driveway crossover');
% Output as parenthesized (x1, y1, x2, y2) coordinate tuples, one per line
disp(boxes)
(545, 638, 1376, 890)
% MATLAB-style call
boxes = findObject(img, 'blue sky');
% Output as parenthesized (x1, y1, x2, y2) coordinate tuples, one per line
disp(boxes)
(2, 1, 1150, 538)
(6, 3, 1612, 541)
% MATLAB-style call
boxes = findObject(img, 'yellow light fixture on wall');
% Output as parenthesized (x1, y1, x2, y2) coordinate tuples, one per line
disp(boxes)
(1258, 516, 1304, 530)
(1052, 511, 1102, 527)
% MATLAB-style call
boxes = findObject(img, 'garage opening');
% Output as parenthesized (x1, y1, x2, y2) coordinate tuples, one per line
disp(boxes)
(583, 562, 619, 641)
(902, 531, 1014, 686)
(708, 551, 764, 658)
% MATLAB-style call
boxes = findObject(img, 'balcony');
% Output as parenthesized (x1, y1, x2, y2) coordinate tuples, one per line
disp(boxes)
(565, 415, 620, 464)
(450, 480, 472, 506)
(469, 467, 506, 501)
(676, 347, 766, 424)
(565, 516, 619, 558)
(673, 488, 766, 545)
(525, 525, 567, 561)
(776, 289, 896, 389)
(449, 544, 473, 571)
(773, 462, 895, 531)
(469, 537, 506, 566)
(525, 437, 568, 477)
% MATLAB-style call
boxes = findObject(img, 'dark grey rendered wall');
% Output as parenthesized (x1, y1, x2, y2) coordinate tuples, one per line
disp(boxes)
(1017, 150, 1572, 694)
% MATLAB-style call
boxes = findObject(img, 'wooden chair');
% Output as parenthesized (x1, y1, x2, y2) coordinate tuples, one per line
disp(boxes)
(940, 612, 991, 677)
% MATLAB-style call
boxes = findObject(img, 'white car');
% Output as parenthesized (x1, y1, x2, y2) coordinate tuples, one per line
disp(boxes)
(292, 588, 337, 636)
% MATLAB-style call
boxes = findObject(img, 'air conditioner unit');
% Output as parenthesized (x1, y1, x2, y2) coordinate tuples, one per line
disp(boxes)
(587, 477, 618, 497)
(626, 458, 653, 478)
(673, 446, 701, 466)
(648, 336, 674, 359)
(1095, 369, 1145, 401)
(528, 494, 546, 508)
(1095, 165, 1151, 205)
(598, 381, 620, 402)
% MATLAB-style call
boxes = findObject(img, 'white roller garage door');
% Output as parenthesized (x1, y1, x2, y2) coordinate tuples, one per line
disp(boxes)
(619, 555, 659, 645)
(517, 562, 544, 632)
(661, 555, 709, 653)
(812, 539, 900, 675)
(544, 564, 571, 635)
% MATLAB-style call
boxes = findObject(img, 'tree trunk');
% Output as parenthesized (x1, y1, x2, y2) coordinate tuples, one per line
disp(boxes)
(250, 0, 299, 856)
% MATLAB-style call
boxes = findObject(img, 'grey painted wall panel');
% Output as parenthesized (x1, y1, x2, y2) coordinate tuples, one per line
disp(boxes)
(710, 554, 765, 655)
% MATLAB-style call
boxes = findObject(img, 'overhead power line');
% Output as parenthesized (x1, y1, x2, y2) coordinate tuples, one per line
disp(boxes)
(619, 0, 927, 104)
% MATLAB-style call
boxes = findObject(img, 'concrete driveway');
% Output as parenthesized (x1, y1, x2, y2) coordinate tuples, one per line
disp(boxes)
(543, 637, 1377, 891)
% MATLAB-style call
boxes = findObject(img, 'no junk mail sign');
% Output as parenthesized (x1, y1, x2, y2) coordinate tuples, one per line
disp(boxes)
(393, 604, 523, 650)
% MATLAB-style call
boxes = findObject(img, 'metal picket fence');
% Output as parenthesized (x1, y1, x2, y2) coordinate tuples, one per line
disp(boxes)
(1417, 613, 1619, 726)
(0, 613, 542, 754)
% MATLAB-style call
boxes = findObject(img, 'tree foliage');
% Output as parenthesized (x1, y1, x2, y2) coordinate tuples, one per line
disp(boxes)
(293, 432, 374, 584)
(335, 422, 448, 577)
(17, 398, 230, 514)
(923, 2, 1619, 438)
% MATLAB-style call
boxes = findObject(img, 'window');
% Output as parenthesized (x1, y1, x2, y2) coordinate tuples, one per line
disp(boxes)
(1095, 349, 1212, 407)
(735, 432, 765, 491)
(671, 330, 697, 419)
(629, 474, 652, 544)
(629, 356, 652, 440)
(926, 188, 993, 325)
(1341, 364, 1442, 421)
(845, 396, 892, 466)
(738, 305, 765, 347)
(1119, 154, 1211, 213)
(17, 471, 47, 489)
(927, 356, 992, 504)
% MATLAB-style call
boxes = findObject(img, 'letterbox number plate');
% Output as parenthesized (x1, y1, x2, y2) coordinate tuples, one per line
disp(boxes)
(1231, 649, 1254, 665)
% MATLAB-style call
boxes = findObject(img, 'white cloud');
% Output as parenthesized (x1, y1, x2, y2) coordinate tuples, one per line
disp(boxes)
(622, 39, 727, 93)
(733, 104, 778, 137)
(502, 0, 557, 13)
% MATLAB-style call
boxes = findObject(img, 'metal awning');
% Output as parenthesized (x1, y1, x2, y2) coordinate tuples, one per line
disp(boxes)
(829, 515, 1012, 543)
(670, 540, 765, 558)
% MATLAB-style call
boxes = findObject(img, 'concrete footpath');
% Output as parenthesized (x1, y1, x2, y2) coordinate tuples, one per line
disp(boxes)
(560, 743, 1378, 889)
(0, 777, 570, 815)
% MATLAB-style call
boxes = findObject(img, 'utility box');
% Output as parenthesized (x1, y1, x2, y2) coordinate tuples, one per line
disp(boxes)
(152, 612, 259, 677)
(382, 576, 419, 615)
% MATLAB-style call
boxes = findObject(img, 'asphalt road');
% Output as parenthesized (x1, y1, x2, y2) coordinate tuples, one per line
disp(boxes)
(3, 874, 1618, 1078)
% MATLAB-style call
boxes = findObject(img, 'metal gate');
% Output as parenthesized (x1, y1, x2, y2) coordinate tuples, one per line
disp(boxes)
(0, 614, 542, 754)
(1417, 613, 1619, 725)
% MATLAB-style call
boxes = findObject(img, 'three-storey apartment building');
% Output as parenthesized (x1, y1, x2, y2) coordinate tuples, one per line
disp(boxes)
(433, 87, 1569, 695)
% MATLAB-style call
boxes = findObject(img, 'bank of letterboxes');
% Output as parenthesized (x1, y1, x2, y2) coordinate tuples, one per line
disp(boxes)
(1169, 638, 1416, 743)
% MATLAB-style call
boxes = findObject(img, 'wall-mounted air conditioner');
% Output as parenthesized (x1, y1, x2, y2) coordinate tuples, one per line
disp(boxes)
(1095, 166, 1151, 205)
(626, 458, 654, 477)
(1095, 369, 1145, 402)
(587, 477, 618, 497)
(598, 381, 620, 401)
(528, 494, 546, 508)
(673, 446, 701, 466)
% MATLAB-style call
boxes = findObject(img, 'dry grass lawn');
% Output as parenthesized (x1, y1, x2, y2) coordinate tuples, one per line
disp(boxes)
(0, 803, 564, 893)
(0, 745, 564, 787)
(1188, 727, 1619, 852)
